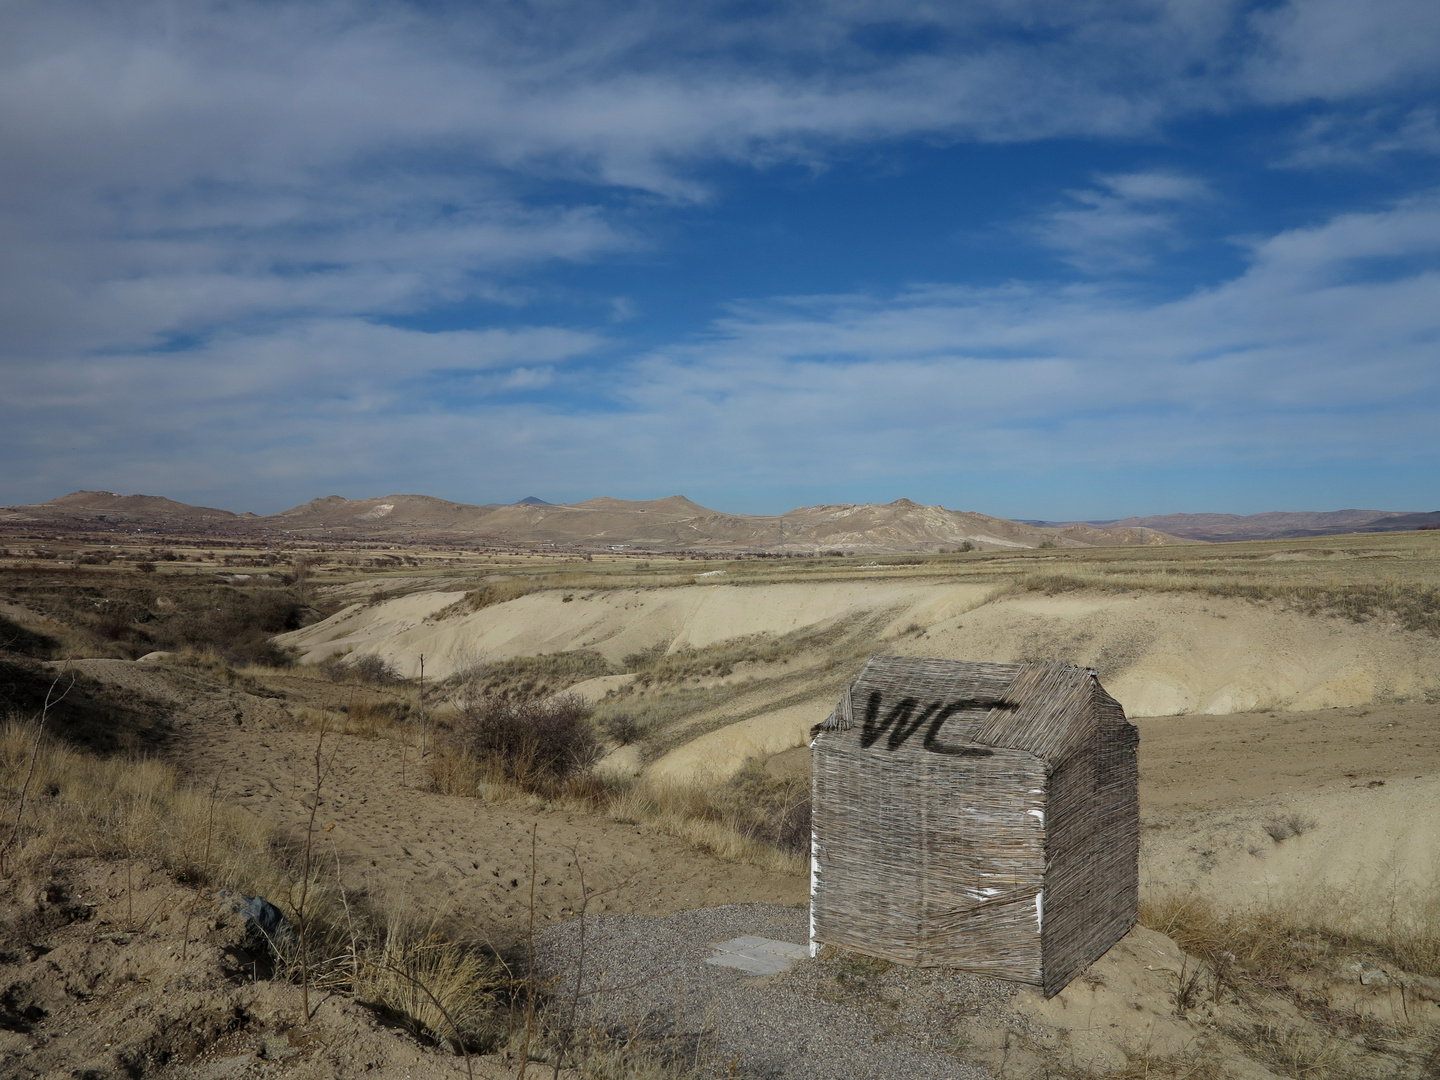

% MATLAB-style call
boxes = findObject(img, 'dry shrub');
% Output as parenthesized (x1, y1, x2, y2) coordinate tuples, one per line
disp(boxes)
(350, 654, 405, 685)
(446, 694, 600, 793)
(352, 921, 505, 1052)
(317, 653, 405, 685)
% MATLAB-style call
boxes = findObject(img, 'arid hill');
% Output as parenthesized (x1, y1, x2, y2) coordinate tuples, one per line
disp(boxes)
(2, 490, 1185, 551)
(1032, 508, 1440, 541)
(0, 490, 246, 534)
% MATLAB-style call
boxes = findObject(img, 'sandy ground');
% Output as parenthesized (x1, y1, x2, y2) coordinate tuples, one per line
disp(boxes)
(1136, 703, 1440, 922)
(276, 582, 1001, 678)
(154, 683, 805, 940)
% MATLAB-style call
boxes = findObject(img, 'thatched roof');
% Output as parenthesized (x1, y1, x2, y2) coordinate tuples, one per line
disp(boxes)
(813, 657, 1101, 766)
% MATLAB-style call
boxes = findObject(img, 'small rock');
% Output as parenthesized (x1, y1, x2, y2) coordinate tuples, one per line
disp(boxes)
(1348, 961, 1390, 987)
(1406, 975, 1440, 1002)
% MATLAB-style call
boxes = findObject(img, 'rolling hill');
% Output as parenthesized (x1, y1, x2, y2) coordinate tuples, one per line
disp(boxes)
(2, 491, 1187, 551)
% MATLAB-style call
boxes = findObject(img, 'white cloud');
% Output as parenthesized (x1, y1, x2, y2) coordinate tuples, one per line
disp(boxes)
(1283, 107, 1440, 167)
(3, 1, 1440, 507)
(0, 0, 1432, 377)
(1245, 0, 1440, 103)
(1029, 172, 1211, 272)
(4, 194, 1437, 508)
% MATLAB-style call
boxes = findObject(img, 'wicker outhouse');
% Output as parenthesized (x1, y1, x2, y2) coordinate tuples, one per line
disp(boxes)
(809, 657, 1138, 997)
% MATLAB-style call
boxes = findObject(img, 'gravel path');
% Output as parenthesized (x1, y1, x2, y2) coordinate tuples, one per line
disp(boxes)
(537, 904, 1014, 1080)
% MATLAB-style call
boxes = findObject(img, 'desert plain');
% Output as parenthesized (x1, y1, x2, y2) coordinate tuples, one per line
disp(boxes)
(1, 516, 1438, 1079)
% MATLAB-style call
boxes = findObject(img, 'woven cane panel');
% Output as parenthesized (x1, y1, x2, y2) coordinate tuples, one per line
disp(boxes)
(1040, 684, 1139, 996)
(918, 747, 1046, 980)
(811, 657, 1138, 995)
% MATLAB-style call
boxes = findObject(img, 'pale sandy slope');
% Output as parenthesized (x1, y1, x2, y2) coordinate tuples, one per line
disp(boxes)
(1136, 702, 1440, 936)
(275, 581, 1001, 678)
(279, 582, 1440, 783)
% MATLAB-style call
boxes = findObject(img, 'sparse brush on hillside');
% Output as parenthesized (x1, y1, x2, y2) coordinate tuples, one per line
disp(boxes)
(443, 649, 613, 702)
(438, 578, 542, 616)
(1141, 890, 1440, 981)
(623, 631, 820, 687)
(0, 578, 313, 664)
(1023, 573, 1440, 635)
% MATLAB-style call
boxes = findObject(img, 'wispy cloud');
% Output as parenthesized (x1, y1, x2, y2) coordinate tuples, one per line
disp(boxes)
(1282, 107, 1440, 167)
(5, 194, 1437, 508)
(3, 1, 1440, 510)
(1029, 172, 1212, 273)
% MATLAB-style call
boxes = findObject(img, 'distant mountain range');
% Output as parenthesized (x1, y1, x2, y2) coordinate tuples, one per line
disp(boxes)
(2, 490, 1181, 552)
(1020, 509, 1440, 542)
(7, 491, 1435, 551)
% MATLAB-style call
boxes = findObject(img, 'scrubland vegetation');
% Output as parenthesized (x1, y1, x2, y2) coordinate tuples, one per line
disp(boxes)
(3, 527, 1440, 1076)
(429, 687, 811, 873)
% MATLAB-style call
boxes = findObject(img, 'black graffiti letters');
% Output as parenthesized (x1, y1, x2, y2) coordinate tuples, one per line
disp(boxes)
(860, 691, 1008, 755)
(922, 702, 994, 756)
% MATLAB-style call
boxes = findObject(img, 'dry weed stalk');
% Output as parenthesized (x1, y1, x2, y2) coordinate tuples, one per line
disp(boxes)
(519, 821, 539, 1080)
(0, 668, 74, 878)
(296, 714, 329, 1022)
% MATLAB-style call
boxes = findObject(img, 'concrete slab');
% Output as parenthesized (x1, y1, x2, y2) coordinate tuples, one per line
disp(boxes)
(705, 935, 810, 976)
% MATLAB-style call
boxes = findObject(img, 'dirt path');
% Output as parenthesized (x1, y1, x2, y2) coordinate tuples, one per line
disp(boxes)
(159, 674, 807, 944)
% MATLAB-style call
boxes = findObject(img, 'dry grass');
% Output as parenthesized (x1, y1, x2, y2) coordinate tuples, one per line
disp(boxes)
(1022, 572, 1440, 636)
(603, 771, 809, 875)
(0, 715, 507, 1055)
(1140, 889, 1440, 981)
(346, 920, 506, 1052)
(444, 649, 614, 702)
(0, 718, 273, 887)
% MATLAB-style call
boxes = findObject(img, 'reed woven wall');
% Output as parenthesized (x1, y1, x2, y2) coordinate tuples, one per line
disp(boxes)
(810, 657, 1138, 996)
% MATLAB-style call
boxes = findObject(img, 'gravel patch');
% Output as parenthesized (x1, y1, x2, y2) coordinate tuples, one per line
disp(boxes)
(536, 904, 1027, 1080)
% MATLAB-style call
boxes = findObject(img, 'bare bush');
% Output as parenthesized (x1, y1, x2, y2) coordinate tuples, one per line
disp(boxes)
(447, 694, 600, 793)
(350, 654, 405, 685)
(597, 713, 646, 746)
(1262, 814, 1318, 843)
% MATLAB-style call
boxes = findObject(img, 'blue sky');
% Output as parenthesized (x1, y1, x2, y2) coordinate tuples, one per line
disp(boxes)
(2, 0, 1439, 518)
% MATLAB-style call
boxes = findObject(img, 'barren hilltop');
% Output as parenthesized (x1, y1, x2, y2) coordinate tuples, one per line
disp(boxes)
(1, 490, 1184, 552)
(1028, 508, 1440, 542)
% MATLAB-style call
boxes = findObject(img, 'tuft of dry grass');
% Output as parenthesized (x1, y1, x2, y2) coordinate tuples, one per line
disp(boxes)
(596, 761, 809, 874)
(1262, 814, 1318, 843)
(350, 921, 505, 1053)
(0, 718, 273, 887)
(1141, 889, 1440, 981)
